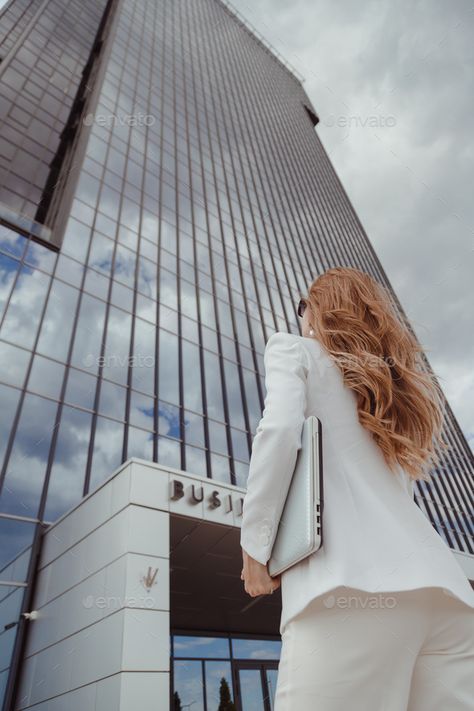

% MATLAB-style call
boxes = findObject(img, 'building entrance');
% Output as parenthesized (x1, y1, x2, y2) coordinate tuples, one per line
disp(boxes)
(233, 660, 279, 711)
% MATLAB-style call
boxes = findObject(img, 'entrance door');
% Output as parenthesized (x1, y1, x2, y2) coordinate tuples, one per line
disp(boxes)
(234, 660, 279, 711)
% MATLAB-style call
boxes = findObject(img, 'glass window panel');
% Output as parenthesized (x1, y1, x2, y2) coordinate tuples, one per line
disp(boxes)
(205, 661, 235, 709)
(24, 241, 57, 274)
(101, 306, 132, 386)
(132, 317, 155, 394)
(83, 267, 109, 301)
(210, 452, 232, 484)
(231, 638, 281, 659)
(137, 255, 157, 300)
(61, 216, 92, 263)
(110, 280, 134, 313)
(203, 349, 225, 422)
(201, 326, 218, 354)
(184, 444, 206, 477)
(181, 315, 198, 343)
(118, 224, 138, 251)
(0, 341, 30, 389)
(182, 339, 202, 413)
(159, 268, 177, 310)
(0, 393, 58, 517)
(75, 170, 101, 210)
(98, 379, 126, 421)
(55, 254, 84, 289)
(180, 277, 197, 321)
(223, 360, 245, 430)
(0, 586, 24, 646)
(158, 401, 180, 440)
(136, 292, 156, 324)
(173, 635, 230, 658)
(266, 667, 278, 709)
(158, 330, 179, 406)
(157, 434, 180, 470)
(159, 303, 178, 333)
(113, 244, 136, 288)
(64, 368, 97, 410)
(233, 459, 249, 488)
(35, 279, 79, 363)
(27, 353, 65, 400)
(87, 232, 114, 277)
(0, 518, 36, 581)
(95, 211, 118, 240)
(183, 410, 204, 448)
(127, 425, 153, 461)
(208, 419, 227, 457)
(43, 406, 93, 523)
(231, 427, 249, 464)
(70, 198, 95, 228)
(0, 226, 27, 259)
(70, 293, 107, 375)
(243, 368, 263, 434)
(119, 199, 141, 239)
(0, 265, 50, 350)
(198, 289, 216, 331)
(172, 660, 204, 711)
(129, 390, 154, 431)
(238, 668, 265, 709)
(88, 416, 124, 492)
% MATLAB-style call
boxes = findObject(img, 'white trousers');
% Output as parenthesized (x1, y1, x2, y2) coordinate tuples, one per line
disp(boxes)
(274, 586, 474, 711)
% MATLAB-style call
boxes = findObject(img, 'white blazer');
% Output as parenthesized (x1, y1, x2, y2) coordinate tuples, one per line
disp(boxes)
(240, 331, 474, 635)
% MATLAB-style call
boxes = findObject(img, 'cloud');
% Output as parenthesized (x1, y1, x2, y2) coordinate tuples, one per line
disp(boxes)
(230, 0, 474, 451)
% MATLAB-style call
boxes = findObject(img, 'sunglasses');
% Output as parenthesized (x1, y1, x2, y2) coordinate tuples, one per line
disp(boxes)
(297, 297, 308, 318)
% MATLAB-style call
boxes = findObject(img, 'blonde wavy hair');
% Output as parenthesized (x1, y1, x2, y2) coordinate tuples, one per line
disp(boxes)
(304, 266, 449, 482)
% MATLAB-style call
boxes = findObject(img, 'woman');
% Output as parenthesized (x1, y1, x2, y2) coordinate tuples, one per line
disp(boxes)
(240, 267, 474, 710)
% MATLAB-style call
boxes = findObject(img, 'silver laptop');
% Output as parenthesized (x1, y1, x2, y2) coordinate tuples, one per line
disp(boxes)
(268, 415, 323, 577)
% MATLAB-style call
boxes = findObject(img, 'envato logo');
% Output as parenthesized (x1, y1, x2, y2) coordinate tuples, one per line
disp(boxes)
(83, 112, 156, 127)
(82, 594, 155, 609)
(323, 593, 398, 609)
(318, 352, 400, 376)
(324, 114, 397, 128)
(82, 354, 155, 368)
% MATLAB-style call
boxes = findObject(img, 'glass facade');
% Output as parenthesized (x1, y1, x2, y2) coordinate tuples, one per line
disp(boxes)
(0, 0, 473, 707)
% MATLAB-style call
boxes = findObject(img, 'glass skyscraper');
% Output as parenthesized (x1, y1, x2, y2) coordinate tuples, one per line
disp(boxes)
(1, 0, 473, 708)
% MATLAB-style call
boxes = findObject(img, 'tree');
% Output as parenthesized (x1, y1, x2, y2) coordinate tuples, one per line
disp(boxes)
(217, 676, 237, 711)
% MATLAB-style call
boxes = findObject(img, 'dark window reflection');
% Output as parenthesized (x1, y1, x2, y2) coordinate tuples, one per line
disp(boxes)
(0, 518, 36, 581)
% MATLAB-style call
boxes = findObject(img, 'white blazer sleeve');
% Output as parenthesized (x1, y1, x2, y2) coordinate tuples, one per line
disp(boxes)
(240, 331, 309, 565)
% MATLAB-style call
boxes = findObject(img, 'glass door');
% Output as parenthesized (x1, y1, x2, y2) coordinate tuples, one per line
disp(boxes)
(234, 661, 279, 711)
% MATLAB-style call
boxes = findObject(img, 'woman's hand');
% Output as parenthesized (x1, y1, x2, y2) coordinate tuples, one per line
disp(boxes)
(241, 548, 281, 597)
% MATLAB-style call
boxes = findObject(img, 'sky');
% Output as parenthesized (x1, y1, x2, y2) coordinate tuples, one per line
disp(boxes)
(229, 0, 474, 453)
